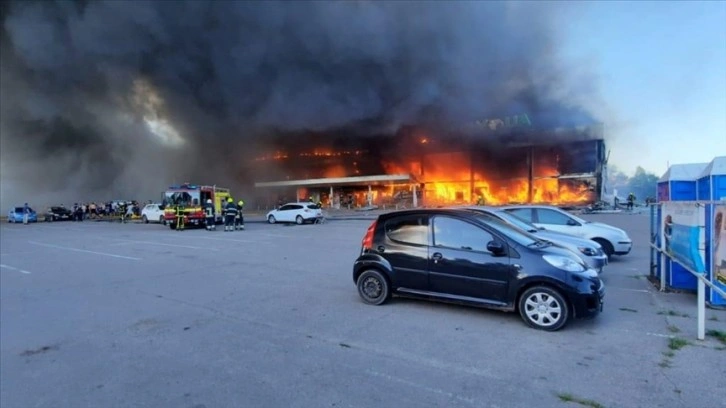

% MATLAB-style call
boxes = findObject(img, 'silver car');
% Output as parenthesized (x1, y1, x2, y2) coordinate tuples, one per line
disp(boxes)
(464, 206, 608, 274)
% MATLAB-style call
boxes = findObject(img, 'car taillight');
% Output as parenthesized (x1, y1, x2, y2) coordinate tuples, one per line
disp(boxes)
(361, 220, 377, 250)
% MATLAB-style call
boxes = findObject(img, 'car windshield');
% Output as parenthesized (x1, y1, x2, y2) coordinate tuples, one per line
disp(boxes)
(472, 214, 539, 247)
(307, 204, 321, 209)
(14, 207, 33, 212)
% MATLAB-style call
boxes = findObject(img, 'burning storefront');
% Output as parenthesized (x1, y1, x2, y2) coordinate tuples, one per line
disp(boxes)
(252, 120, 607, 209)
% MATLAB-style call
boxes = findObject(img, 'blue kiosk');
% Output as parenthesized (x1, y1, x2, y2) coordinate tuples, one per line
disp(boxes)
(697, 156, 726, 308)
(655, 162, 708, 291)
(653, 157, 726, 308)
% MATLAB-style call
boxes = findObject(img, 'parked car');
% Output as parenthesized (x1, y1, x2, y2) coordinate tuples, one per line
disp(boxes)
(266, 202, 323, 225)
(141, 203, 166, 224)
(353, 209, 605, 331)
(462, 206, 608, 274)
(500, 205, 632, 258)
(44, 206, 73, 222)
(7, 206, 38, 223)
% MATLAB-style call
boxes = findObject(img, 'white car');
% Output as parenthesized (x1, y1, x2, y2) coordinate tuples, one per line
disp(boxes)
(267, 202, 323, 225)
(141, 203, 166, 224)
(501, 205, 632, 258)
(464, 206, 608, 273)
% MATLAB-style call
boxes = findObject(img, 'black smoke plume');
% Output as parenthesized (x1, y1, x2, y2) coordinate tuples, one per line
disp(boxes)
(0, 0, 601, 209)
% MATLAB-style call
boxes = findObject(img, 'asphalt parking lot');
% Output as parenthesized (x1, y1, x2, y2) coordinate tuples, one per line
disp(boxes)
(1, 212, 725, 408)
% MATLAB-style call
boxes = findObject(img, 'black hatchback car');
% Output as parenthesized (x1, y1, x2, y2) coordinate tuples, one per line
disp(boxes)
(353, 209, 605, 331)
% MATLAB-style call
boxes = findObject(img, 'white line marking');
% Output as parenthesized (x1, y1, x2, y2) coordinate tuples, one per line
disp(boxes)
(0, 251, 47, 257)
(27, 241, 142, 261)
(191, 236, 258, 244)
(109, 239, 219, 251)
(618, 329, 673, 339)
(608, 287, 651, 293)
(0, 264, 31, 274)
(365, 370, 482, 406)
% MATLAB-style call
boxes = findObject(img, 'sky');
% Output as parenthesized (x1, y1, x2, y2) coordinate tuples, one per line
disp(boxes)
(563, 1, 726, 177)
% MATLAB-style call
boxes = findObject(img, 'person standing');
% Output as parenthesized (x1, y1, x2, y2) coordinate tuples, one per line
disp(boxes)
(175, 202, 185, 231)
(235, 199, 245, 230)
(204, 199, 216, 231)
(627, 192, 636, 211)
(119, 202, 127, 223)
(224, 198, 238, 232)
(23, 203, 30, 224)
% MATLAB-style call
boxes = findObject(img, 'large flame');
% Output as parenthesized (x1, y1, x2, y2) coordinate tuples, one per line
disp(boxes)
(254, 143, 596, 207)
(383, 152, 594, 206)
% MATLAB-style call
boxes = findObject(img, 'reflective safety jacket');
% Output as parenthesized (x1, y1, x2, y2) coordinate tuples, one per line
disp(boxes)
(224, 202, 238, 217)
(204, 203, 215, 218)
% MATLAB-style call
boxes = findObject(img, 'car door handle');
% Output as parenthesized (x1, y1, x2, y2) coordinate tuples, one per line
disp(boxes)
(431, 252, 443, 264)
(377, 245, 385, 253)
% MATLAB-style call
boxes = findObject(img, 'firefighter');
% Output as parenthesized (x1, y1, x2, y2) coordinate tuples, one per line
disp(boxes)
(204, 199, 215, 231)
(224, 197, 238, 232)
(627, 192, 636, 211)
(476, 195, 484, 206)
(119, 202, 127, 223)
(175, 202, 185, 231)
(236, 199, 245, 230)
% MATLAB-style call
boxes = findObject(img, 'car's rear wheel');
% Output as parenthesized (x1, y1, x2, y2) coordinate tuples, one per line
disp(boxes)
(518, 286, 569, 331)
(142, 215, 149, 224)
(159, 216, 165, 224)
(593, 238, 614, 258)
(356, 270, 391, 306)
(295, 215, 303, 225)
(268, 215, 276, 224)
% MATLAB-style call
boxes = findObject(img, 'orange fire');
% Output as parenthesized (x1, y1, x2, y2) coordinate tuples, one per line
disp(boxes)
(383, 153, 593, 206)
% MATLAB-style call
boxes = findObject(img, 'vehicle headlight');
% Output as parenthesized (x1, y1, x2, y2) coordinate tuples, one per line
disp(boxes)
(578, 247, 598, 256)
(543, 255, 586, 272)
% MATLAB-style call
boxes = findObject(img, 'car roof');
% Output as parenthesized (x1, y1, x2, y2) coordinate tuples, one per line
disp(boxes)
(377, 208, 482, 221)
(499, 204, 560, 210)
(282, 202, 315, 205)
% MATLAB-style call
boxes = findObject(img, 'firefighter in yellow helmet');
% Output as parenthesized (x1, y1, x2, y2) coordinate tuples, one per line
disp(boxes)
(175, 201, 185, 231)
(235, 199, 245, 230)
(224, 197, 238, 232)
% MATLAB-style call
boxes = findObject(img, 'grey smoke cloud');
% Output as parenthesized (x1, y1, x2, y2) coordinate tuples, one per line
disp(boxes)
(0, 0, 598, 210)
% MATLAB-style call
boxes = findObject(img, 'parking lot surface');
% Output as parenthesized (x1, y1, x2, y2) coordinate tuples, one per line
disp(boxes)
(1, 213, 725, 408)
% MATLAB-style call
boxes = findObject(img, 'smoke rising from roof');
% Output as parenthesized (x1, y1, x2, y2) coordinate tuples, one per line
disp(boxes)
(0, 0, 601, 209)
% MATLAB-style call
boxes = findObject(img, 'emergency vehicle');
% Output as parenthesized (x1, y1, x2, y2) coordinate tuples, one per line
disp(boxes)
(162, 184, 231, 229)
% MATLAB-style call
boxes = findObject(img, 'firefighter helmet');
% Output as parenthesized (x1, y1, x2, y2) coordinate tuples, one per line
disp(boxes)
(238, 200, 244, 206)
(227, 197, 233, 203)
(207, 199, 212, 204)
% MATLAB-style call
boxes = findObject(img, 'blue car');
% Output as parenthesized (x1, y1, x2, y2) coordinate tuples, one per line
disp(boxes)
(7, 207, 38, 223)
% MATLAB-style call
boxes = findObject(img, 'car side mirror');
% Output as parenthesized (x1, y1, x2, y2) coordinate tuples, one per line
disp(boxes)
(566, 219, 579, 226)
(486, 240, 506, 255)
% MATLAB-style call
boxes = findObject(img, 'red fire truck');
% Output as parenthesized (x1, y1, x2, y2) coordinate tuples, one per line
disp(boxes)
(162, 184, 232, 229)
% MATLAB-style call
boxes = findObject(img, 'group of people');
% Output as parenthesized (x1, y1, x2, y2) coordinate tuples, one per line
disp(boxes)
(173, 197, 244, 232)
(67, 201, 141, 221)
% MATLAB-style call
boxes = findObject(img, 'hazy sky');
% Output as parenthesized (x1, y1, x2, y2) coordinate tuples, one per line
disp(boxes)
(564, 1, 726, 177)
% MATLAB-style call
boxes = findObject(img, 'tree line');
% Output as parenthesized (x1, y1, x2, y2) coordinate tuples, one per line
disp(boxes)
(608, 165, 659, 202)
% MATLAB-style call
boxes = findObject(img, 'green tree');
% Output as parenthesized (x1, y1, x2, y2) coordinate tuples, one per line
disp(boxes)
(627, 166, 659, 201)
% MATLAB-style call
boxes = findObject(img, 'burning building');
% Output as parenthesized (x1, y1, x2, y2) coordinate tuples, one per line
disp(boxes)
(252, 118, 607, 209)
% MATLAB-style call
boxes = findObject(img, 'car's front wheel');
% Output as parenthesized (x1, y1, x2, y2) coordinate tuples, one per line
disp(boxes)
(356, 270, 391, 306)
(159, 216, 165, 224)
(268, 215, 276, 224)
(142, 215, 149, 224)
(593, 238, 614, 258)
(295, 215, 304, 225)
(518, 286, 569, 331)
